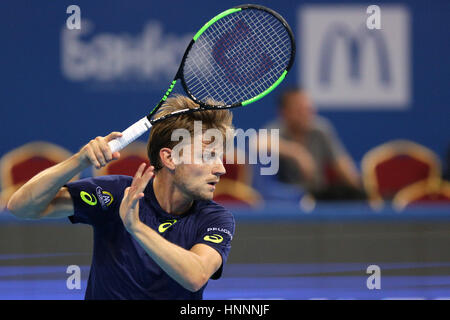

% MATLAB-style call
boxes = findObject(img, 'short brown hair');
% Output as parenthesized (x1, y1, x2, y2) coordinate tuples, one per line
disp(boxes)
(147, 95, 233, 171)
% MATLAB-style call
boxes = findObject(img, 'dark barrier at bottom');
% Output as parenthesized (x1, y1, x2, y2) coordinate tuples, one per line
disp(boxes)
(1, 205, 450, 300)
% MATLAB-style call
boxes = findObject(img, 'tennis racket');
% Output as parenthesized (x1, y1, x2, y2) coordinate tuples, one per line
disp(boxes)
(108, 4, 296, 153)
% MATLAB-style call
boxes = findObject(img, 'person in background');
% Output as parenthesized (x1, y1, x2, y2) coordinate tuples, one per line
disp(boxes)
(265, 87, 365, 200)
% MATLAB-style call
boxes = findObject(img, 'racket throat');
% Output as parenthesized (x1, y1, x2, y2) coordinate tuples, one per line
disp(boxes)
(151, 79, 178, 115)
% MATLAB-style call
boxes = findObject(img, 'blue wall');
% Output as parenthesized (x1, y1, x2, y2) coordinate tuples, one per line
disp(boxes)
(0, 0, 449, 167)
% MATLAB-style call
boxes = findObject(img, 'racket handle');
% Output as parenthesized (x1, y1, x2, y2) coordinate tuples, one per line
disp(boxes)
(108, 117, 152, 153)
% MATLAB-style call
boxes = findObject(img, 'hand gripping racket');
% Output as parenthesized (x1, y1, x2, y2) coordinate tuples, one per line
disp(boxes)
(108, 4, 296, 153)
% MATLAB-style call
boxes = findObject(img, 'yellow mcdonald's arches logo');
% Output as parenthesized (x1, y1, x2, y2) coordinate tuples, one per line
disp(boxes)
(158, 219, 177, 233)
(80, 191, 97, 206)
(203, 234, 223, 244)
(101, 191, 114, 206)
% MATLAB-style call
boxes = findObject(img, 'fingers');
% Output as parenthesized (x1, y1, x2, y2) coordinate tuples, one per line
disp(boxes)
(82, 132, 122, 169)
(97, 136, 114, 162)
(131, 163, 147, 188)
(130, 163, 154, 192)
(106, 133, 122, 161)
(85, 146, 101, 169)
(91, 139, 107, 167)
(105, 132, 123, 143)
(112, 151, 121, 161)
(135, 166, 154, 195)
(122, 165, 153, 217)
(142, 165, 155, 186)
(123, 186, 144, 209)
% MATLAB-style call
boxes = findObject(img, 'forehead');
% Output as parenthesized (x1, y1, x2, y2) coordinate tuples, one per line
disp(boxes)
(285, 91, 307, 103)
(191, 131, 224, 146)
(178, 137, 223, 156)
(284, 92, 313, 111)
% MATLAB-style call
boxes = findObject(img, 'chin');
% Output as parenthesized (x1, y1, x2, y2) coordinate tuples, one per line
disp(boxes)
(195, 190, 214, 201)
(201, 193, 214, 201)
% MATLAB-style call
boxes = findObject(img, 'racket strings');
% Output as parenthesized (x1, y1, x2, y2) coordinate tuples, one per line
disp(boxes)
(183, 8, 292, 105)
(189, 11, 288, 101)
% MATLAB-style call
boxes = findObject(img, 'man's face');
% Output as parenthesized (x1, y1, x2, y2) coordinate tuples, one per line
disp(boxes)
(281, 91, 315, 132)
(172, 141, 226, 201)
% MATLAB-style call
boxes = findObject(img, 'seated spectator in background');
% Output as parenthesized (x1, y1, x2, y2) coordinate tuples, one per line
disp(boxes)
(264, 87, 365, 200)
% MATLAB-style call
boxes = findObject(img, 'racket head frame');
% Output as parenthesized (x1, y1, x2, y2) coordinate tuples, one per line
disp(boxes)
(148, 4, 296, 125)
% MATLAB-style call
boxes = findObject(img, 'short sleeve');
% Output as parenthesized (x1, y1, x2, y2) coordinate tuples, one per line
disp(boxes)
(194, 206, 235, 280)
(65, 175, 132, 226)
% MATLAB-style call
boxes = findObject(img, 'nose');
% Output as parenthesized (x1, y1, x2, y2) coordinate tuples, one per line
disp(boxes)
(213, 158, 226, 177)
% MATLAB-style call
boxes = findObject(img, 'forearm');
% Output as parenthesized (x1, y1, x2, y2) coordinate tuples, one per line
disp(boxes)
(279, 140, 316, 183)
(7, 153, 87, 218)
(335, 156, 361, 189)
(129, 222, 208, 292)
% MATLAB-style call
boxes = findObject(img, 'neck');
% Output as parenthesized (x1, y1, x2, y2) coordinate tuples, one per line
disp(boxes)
(153, 171, 193, 216)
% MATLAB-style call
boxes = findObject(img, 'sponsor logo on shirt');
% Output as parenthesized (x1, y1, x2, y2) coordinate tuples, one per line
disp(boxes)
(79, 187, 113, 210)
(158, 219, 177, 233)
(95, 186, 113, 211)
(80, 191, 97, 206)
(203, 234, 224, 244)
(207, 227, 233, 240)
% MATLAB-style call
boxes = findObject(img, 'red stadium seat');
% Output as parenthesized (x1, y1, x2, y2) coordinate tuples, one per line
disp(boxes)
(93, 141, 150, 177)
(0, 141, 75, 209)
(393, 179, 450, 210)
(361, 140, 441, 207)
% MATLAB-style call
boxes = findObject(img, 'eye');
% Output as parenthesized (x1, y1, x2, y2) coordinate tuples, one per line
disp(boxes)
(203, 152, 213, 161)
(202, 150, 219, 163)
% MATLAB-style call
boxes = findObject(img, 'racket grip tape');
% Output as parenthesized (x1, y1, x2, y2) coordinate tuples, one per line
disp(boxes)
(108, 117, 152, 153)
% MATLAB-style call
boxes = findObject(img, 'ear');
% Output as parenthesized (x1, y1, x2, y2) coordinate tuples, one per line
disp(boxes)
(159, 148, 176, 171)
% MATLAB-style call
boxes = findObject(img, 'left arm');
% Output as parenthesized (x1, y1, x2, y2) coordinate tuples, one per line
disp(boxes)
(130, 224, 222, 292)
(333, 155, 362, 189)
(319, 118, 362, 190)
(119, 163, 222, 292)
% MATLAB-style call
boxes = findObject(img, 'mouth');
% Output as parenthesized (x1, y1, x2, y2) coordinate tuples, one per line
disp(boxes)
(207, 181, 218, 189)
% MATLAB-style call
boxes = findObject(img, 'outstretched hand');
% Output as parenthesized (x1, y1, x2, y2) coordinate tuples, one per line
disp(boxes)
(120, 163, 154, 232)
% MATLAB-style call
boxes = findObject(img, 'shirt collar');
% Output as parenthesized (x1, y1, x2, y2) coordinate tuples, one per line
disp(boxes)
(144, 178, 198, 220)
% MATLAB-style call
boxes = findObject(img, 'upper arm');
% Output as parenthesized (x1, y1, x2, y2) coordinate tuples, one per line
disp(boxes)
(40, 187, 74, 219)
(191, 207, 235, 281)
(190, 243, 223, 279)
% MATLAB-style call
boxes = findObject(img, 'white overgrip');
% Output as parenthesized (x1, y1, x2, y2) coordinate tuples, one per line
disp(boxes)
(108, 117, 152, 153)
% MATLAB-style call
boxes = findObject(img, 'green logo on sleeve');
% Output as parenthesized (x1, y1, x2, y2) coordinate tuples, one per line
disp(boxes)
(203, 234, 223, 244)
(80, 191, 97, 206)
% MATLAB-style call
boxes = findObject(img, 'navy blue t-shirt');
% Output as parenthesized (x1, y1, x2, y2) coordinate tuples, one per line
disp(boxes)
(65, 175, 235, 300)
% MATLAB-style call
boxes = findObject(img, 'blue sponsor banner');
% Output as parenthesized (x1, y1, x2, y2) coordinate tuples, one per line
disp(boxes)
(0, 0, 449, 165)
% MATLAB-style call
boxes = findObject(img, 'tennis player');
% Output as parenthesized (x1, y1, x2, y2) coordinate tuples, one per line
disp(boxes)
(7, 96, 235, 300)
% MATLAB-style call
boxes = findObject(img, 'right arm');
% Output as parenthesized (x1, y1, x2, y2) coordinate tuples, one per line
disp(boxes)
(278, 138, 317, 184)
(6, 132, 122, 219)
